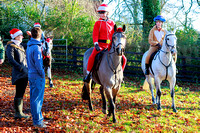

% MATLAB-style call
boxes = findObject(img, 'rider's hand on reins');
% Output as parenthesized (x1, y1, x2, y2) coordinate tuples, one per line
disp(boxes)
(95, 43, 100, 51)
(156, 43, 161, 49)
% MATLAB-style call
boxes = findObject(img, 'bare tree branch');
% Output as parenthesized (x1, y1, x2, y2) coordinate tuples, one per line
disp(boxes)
(173, 0, 184, 18)
(40, 0, 46, 21)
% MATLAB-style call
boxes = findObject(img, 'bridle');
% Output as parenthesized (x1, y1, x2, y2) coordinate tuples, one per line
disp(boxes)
(165, 34, 176, 49)
(109, 32, 126, 55)
(155, 33, 176, 80)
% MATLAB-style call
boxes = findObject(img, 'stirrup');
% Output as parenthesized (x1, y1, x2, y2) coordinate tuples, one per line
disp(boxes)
(145, 69, 149, 75)
(83, 74, 90, 83)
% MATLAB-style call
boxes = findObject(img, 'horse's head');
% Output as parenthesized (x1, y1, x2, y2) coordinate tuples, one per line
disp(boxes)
(43, 36, 53, 56)
(164, 29, 177, 54)
(112, 25, 126, 56)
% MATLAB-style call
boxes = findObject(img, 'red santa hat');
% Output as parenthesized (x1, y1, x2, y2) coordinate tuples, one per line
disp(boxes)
(9, 28, 23, 39)
(34, 23, 41, 28)
(116, 27, 124, 32)
(46, 38, 52, 43)
(97, 4, 109, 12)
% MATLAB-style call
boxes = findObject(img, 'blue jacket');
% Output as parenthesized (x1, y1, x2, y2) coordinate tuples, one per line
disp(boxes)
(26, 38, 45, 79)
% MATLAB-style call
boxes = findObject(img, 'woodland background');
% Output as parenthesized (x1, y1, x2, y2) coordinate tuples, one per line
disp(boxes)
(0, 0, 199, 57)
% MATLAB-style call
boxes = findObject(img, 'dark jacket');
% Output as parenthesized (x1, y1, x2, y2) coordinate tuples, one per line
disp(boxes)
(6, 41, 28, 85)
(26, 38, 45, 79)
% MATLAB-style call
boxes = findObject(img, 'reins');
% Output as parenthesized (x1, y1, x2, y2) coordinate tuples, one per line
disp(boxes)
(106, 32, 125, 88)
(151, 34, 175, 80)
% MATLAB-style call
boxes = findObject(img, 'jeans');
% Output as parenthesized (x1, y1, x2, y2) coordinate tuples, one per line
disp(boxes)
(29, 78, 45, 125)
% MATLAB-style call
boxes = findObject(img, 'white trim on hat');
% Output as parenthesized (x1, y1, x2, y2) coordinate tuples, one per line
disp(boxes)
(34, 24, 41, 28)
(98, 6, 109, 12)
(11, 30, 23, 39)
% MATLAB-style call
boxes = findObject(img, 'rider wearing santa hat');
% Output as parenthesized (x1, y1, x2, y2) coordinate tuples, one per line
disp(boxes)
(83, 4, 127, 82)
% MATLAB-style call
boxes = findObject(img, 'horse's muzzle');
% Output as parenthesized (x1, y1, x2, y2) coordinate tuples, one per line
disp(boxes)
(116, 45, 124, 56)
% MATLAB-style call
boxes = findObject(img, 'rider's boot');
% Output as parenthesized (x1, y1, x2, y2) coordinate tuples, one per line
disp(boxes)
(83, 71, 91, 83)
(145, 64, 150, 75)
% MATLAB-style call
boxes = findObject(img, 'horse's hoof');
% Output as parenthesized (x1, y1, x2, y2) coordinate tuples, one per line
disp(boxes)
(157, 106, 162, 110)
(113, 119, 117, 123)
(107, 112, 112, 117)
(102, 109, 107, 114)
(173, 108, 177, 113)
(50, 84, 54, 88)
(89, 106, 93, 111)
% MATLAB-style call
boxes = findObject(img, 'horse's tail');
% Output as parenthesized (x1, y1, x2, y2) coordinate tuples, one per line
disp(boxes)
(81, 84, 89, 100)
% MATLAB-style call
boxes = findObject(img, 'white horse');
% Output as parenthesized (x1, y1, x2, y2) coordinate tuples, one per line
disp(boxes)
(141, 30, 177, 112)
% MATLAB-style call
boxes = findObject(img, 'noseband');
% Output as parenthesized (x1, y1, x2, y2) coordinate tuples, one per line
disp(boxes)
(165, 34, 175, 49)
(109, 32, 125, 54)
(160, 34, 176, 54)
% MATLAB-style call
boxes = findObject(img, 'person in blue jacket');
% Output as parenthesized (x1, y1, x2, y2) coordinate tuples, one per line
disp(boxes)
(26, 27, 47, 128)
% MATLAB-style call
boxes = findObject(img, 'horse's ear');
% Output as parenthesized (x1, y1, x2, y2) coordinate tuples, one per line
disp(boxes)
(114, 24, 117, 32)
(172, 28, 177, 34)
(165, 30, 170, 34)
(122, 25, 126, 32)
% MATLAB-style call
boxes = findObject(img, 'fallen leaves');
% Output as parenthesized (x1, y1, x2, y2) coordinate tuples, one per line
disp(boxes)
(0, 64, 200, 132)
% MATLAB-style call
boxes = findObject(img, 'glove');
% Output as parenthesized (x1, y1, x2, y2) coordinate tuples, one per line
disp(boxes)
(156, 43, 161, 49)
(94, 42, 100, 51)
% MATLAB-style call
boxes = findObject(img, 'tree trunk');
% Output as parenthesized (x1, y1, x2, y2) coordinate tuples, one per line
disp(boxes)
(142, 0, 161, 40)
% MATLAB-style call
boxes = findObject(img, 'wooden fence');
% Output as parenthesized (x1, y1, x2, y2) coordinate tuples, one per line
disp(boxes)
(3, 39, 200, 83)
(52, 44, 200, 83)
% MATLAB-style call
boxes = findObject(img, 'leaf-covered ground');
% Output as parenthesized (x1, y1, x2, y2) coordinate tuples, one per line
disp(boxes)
(0, 63, 200, 132)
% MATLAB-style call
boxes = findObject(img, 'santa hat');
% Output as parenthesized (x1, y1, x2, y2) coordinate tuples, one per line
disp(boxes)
(97, 4, 109, 12)
(46, 38, 52, 43)
(9, 28, 23, 39)
(116, 27, 124, 32)
(34, 23, 41, 28)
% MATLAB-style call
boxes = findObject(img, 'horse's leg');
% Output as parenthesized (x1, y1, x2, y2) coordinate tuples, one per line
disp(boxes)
(105, 87, 117, 123)
(87, 80, 93, 111)
(91, 80, 96, 91)
(47, 66, 54, 87)
(100, 86, 107, 114)
(112, 87, 120, 104)
(155, 78, 162, 110)
(170, 77, 177, 112)
(146, 76, 156, 104)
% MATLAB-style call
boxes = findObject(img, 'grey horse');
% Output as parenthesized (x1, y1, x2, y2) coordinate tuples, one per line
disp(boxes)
(141, 30, 177, 112)
(82, 25, 126, 123)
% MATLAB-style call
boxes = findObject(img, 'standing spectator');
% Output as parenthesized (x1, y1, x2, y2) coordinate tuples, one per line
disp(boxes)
(6, 28, 29, 119)
(0, 36, 5, 64)
(26, 27, 46, 128)
(26, 23, 45, 44)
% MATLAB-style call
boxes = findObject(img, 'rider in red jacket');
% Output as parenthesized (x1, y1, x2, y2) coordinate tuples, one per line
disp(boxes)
(83, 4, 127, 82)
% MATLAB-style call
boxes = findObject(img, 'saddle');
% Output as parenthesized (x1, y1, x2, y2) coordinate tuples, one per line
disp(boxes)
(92, 49, 108, 72)
(149, 50, 159, 75)
(89, 49, 107, 84)
(149, 50, 159, 67)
